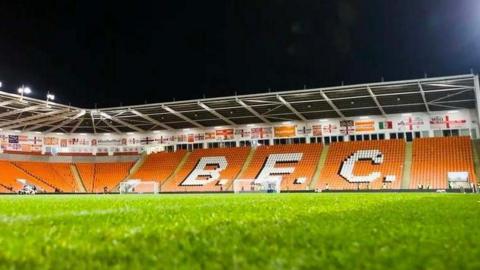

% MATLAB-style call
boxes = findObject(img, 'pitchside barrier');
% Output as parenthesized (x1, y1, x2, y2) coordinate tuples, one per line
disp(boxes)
(233, 178, 282, 193)
(119, 180, 159, 194)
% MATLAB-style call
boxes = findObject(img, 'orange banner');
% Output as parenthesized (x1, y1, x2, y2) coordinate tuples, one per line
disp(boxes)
(274, 125, 296, 138)
(354, 120, 375, 132)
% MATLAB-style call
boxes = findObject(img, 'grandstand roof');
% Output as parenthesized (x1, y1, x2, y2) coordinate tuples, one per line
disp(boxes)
(1, 74, 478, 133)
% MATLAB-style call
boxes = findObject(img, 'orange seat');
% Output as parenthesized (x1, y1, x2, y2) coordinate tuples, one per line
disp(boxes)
(76, 162, 134, 192)
(132, 150, 187, 184)
(239, 143, 323, 191)
(317, 140, 405, 190)
(410, 136, 476, 189)
(163, 147, 250, 192)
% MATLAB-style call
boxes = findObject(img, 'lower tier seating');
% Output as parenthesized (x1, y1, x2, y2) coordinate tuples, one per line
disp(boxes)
(12, 162, 77, 192)
(410, 137, 476, 189)
(132, 150, 187, 183)
(0, 161, 42, 192)
(239, 144, 323, 190)
(76, 162, 134, 193)
(317, 140, 405, 190)
(162, 147, 250, 192)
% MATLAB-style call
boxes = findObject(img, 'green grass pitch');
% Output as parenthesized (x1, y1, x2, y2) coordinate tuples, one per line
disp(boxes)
(0, 193, 478, 269)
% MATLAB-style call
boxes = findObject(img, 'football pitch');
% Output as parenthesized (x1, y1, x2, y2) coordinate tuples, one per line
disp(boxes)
(0, 193, 478, 269)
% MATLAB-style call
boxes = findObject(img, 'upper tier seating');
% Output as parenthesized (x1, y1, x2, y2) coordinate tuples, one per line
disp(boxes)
(76, 162, 134, 192)
(317, 140, 405, 190)
(13, 162, 77, 192)
(132, 150, 187, 183)
(410, 136, 476, 189)
(162, 147, 250, 192)
(239, 144, 323, 190)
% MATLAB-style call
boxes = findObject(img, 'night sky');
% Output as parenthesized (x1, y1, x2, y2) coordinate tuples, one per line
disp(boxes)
(0, 0, 479, 108)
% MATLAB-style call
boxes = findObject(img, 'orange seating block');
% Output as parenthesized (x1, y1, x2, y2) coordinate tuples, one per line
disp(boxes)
(13, 162, 77, 192)
(239, 143, 323, 190)
(410, 136, 476, 189)
(163, 147, 250, 192)
(132, 150, 187, 183)
(76, 162, 134, 192)
(0, 161, 54, 192)
(317, 140, 405, 190)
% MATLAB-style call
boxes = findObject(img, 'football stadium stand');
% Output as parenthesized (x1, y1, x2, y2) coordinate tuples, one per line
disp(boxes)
(131, 150, 187, 184)
(410, 137, 476, 189)
(0, 74, 478, 193)
(239, 144, 323, 190)
(13, 162, 76, 192)
(76, 162, 134, 193)
(162, 147, 250, 192)
(317, 140, 406, 190)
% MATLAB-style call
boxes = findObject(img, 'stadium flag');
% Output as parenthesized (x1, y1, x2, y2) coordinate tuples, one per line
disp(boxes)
(378, 121, 393, 130)
(430, 115, 466, 129)
(187, 134, 194, 143)
(140, 137, 155, 145)
(340, 120, 354, 135)
(8, 135, 18, 144)
(322, 124, 337, 135)
(312, 125, 322, 136)
(234, 128, 250, 138)
(176, 134, 187, 143)
(215, 129, 234, 140)
(397, 117, 424, 131)
(60, 139, 68, 147)
(354, 120, 375, 132)
(44, 137, 59, 146)
(251, 127, 273, 139)
(18, 135, 28, 142)
(274, 125, 296, 138)
(194, 133, 205, 141)
(205, 131, 216, 140)
(297, 126, 312, 136)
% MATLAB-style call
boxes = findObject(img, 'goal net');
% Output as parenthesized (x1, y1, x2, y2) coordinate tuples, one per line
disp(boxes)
(119, 180, 159, 194)
(233, 177, 282, 193)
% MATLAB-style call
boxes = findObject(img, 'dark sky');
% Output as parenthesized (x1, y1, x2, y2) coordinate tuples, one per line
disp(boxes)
(0, 0, 479, 108)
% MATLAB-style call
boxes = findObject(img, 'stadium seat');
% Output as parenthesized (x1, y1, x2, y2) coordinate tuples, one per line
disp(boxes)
(410, 136, 476, 189)
(0, 161, 54, 192)
(132, 150, 187, 184)
(76, 162, 134, 192)
(317, 140, 405, 190)
(239, 143, 323, 190)
(13, 162, 77, 192)
(162, 147, 250, 192)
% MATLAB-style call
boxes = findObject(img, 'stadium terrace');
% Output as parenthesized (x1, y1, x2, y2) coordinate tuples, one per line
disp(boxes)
(0, 74, 476, 193)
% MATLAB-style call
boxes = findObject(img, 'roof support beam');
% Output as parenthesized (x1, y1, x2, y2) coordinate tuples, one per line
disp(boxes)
(0, 100, 17, 108)
(70, 117, 84, 133)
(162, 105, 204, 128)
(99, 111, 145, 132)
(319, 90, 345, 118)
(102, 119, 122, 134)
(418, 82, 431, 113)
(0, 104, 44, 120)
(90, 111, 97, 134)
(0, 109, 72, 129)
(236, 98, 272, 124)
(44, 110, 86, 133)
(366, 86, 387, 117)
(25, 119, 65, 132)
(130, 109, 174, 130)
(198, 102, 236, 125)
(276, 95, 308, 121)
(23, 113, 79, 131)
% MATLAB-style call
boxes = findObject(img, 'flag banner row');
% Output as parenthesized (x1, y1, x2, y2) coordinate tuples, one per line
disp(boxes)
(0, 113, 470, 153)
